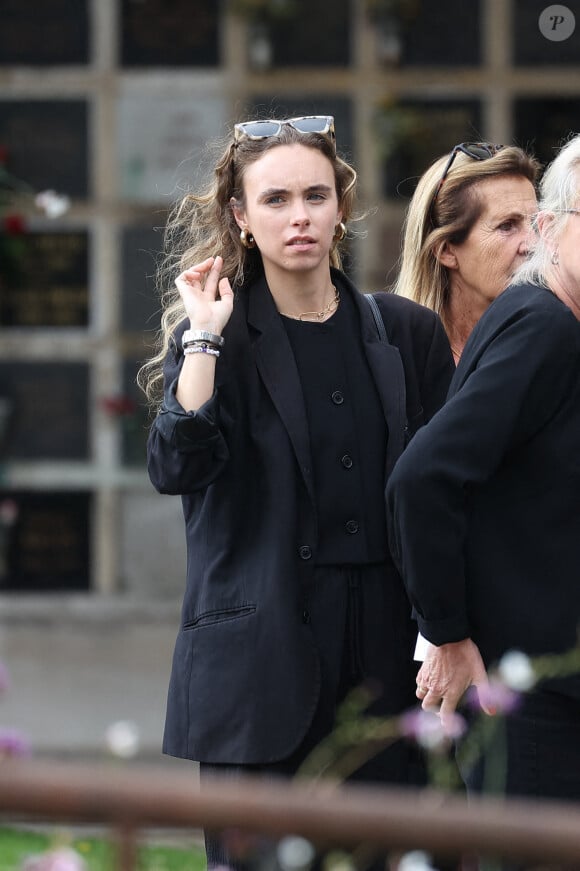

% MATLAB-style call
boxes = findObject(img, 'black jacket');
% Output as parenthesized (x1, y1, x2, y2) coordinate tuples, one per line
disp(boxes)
(148, 269, 454, 763)
(387, 282, 580, 694)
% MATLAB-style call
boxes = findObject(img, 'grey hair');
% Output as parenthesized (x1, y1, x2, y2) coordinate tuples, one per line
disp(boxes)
(514, 133, 580, 287)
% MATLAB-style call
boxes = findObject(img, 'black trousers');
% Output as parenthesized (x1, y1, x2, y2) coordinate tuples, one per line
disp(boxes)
(201, 563, 425, 870)
(458, 688, 580, 802)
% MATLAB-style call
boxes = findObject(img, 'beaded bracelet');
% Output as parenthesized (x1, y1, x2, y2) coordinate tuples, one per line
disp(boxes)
(184, 344, 220, 357)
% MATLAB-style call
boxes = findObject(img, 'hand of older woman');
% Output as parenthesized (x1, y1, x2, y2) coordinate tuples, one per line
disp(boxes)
(416, 638, 490, 727)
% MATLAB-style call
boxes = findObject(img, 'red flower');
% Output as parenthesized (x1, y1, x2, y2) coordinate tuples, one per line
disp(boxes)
(100, 395, 138, 417)
(2, 213, 27, 235)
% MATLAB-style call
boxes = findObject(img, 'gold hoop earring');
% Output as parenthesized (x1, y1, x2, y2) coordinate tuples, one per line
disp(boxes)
(333, 221, 347, 242)
(240, 228, 256, 249)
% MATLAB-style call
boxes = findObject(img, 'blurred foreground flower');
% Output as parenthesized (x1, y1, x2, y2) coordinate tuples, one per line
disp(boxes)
(0, 727, 32, 759)
(277, 835, 316, 871)
(398, 850, 439, 871)
(399, 708, 466, 750)
(465, 679, 521, 716)
(104, 719, 140, 758)
(21, 847, 87, 871)
(497, 650, 536, 692)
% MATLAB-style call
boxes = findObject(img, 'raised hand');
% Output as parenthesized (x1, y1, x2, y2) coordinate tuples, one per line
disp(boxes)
(175, 256, 234, 335)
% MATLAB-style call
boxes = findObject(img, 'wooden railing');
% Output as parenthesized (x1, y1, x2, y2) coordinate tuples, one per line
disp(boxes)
(1, 760, 580, 870)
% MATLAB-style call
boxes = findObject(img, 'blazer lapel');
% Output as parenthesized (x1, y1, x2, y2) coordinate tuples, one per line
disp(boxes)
(247, 277, 315, 503)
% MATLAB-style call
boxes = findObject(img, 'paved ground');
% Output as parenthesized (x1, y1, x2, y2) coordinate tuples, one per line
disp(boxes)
(0, 595, 187, 766)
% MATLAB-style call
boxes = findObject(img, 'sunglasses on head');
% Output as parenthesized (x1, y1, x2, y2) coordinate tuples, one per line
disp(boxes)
(429, 141, 505, 223)
(234, 115, 336, 154)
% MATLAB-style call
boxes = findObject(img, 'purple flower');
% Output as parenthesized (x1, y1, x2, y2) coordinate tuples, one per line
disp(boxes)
(465, 679, 521, 716)
(0, 728, 32, 758)
(399, 707, 467, 750)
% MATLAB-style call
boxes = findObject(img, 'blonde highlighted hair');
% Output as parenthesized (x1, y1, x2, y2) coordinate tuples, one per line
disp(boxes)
(392, 145, 540, 324)
(137, 123, 358, 408)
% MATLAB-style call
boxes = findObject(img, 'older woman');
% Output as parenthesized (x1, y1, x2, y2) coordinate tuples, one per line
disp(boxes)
(386, 133, 580, 801)
(393, 143, 539, 363)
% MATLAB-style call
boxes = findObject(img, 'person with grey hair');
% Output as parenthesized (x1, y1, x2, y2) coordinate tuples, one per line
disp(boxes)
(386, 132, 580, 801)
(513, 132, 580, 309)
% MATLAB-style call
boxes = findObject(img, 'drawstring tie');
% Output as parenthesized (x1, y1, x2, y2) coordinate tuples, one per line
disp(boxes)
(347, 569, 365, 681)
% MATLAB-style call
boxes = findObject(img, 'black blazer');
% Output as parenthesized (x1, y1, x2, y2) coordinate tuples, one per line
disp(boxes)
(148, 269, 454, 764)
(387, 282, 580, 693)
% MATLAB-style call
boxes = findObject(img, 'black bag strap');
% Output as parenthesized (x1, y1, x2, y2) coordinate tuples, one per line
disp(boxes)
(364, 293, 387, 342)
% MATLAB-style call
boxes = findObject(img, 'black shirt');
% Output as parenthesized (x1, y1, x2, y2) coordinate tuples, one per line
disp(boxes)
(282, 288, 390, 565)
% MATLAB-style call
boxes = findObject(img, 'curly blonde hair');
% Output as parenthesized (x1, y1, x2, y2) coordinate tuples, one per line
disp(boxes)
(138, 123, 358, 407)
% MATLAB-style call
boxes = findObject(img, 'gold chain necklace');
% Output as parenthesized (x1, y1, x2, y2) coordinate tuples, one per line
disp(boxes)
(280, 287, 340, 321)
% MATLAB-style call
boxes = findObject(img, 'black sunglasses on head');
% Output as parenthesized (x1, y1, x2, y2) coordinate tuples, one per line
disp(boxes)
(429, 141, 505, 223)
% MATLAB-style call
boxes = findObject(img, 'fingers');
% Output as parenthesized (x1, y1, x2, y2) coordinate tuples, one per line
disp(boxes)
(218, 275, 234, 302)
(438, 694, 459, 726)
(176, 256, 223, 296)
(473, 675, 494, 716)
(416, 670, 463, 716)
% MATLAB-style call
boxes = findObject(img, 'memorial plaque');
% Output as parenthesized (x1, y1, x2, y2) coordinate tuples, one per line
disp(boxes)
(256, 0, 350, 67)
(514, 0, 580, 66)
(0, 231, 89, 328)
(398, 0, 481, 66)
(118, 90, 227, 202)
(121, 358, 151, 468)
(121, 224, 163, 333)
(0, 362, 89, 460)
(515, 98, 580, 167)
(121, 0, 219, 67)
(0, 490, 91, 592)
(0, 0, 89, 65)
(0, 101, 88, 199)
(378, 99, 482, 199)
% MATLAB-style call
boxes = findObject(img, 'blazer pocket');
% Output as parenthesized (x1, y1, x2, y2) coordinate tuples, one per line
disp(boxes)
(404, 406, 424, 445)
(182, 603, 256, 630)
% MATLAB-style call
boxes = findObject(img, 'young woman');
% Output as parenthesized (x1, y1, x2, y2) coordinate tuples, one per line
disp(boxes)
(139, 115, 454, 868)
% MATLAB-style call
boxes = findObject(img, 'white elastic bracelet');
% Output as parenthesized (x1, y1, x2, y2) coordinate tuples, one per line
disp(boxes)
(183, 345, 220, 357)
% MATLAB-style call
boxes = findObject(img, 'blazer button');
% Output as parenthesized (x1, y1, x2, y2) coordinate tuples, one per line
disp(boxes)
(302, 609, 311, 624)
(298, 545, 312, 560)
(341, 454, 353, 469)
(331, 390, 344, 405)
(345, 520, 359, 534)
